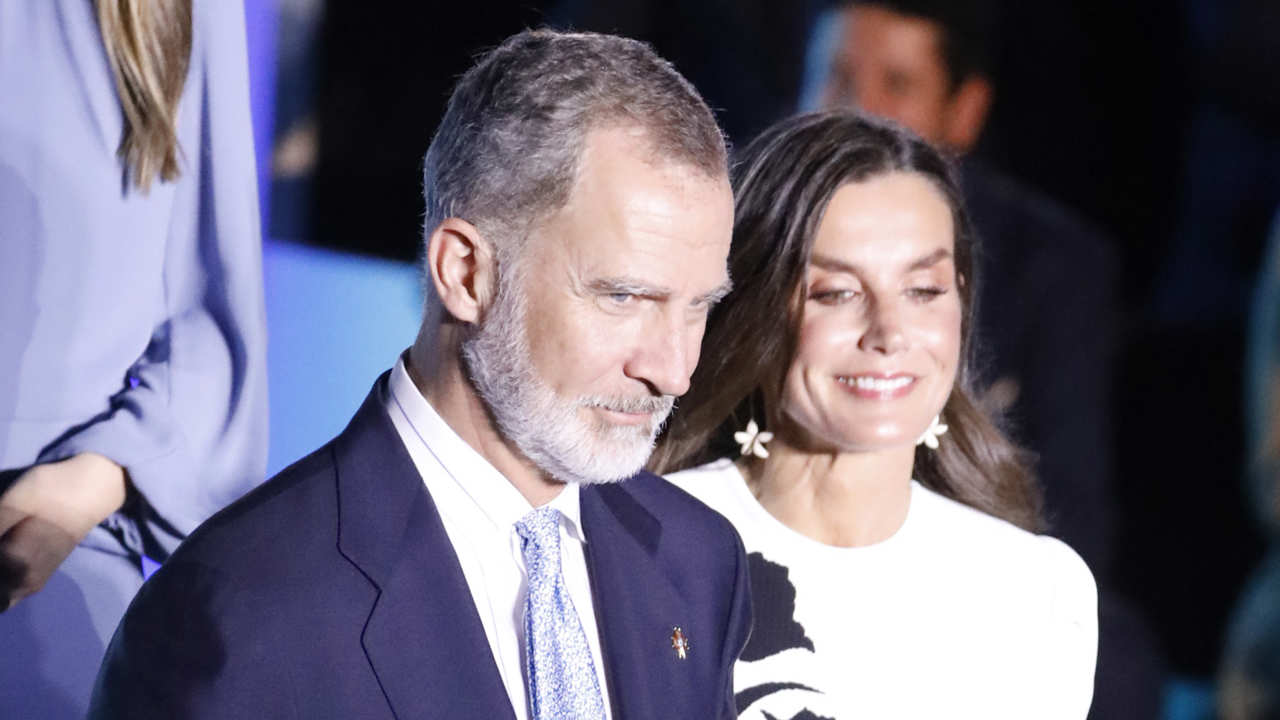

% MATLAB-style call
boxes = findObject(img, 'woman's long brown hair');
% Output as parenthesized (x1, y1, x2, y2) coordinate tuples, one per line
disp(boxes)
(650, 111, 1043, 531)
(96, 0, 193, 192)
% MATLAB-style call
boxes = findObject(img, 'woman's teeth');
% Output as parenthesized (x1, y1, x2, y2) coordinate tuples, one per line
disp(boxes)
(838, 375, 913, 391)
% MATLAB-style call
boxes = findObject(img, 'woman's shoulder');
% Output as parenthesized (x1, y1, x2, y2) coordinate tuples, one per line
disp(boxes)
(663, 457, 748, 513)
(665, 456, 742, 489)
(916, 484, 1099, 704)
(666, 456, 741, 482)
(914, 484, 1097, 597)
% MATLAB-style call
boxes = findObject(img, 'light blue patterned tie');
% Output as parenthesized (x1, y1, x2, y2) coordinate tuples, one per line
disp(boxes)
(516, 506, 608, 720)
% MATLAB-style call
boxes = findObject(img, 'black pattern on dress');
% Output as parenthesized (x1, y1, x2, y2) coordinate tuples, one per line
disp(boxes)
(740, 552, 815, 661)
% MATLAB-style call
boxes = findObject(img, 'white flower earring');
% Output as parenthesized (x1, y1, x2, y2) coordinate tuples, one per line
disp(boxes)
(734, 419, 773, 459)
(916, 414, 948, 449)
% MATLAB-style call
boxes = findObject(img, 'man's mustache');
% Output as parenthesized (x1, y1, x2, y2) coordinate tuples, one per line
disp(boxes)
(582, 395, 675, 415)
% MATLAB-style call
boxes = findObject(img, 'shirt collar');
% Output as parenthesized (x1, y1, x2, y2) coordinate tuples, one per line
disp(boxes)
(387, 354, 587, 543)
(546, 482, 586, 545)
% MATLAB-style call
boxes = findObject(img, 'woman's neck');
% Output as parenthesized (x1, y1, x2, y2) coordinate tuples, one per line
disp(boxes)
(740, 440, 916, 548)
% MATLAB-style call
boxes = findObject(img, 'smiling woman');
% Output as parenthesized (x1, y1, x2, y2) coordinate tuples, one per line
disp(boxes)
(780, 173, 961, 456)
(653, 111, 1098, 719)
(653, 112, 1036, 530)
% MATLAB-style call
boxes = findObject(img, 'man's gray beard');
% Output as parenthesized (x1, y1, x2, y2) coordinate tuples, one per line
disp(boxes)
(460, 279, 675, 485)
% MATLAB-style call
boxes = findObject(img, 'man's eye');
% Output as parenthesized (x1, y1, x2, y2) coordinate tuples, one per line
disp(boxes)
(602, 292, 642, 308)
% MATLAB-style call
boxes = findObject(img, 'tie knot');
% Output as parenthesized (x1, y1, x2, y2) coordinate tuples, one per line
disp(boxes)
(516, 506, 562, 556)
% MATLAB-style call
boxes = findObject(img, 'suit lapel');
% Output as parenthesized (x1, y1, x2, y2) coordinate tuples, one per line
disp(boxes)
(581, 482, 698, 719)
(334, 375, 516, 720)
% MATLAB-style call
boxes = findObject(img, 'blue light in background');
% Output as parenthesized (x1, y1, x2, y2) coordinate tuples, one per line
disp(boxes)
(243, 0, 422, 475)
(262, 241, 422, 475)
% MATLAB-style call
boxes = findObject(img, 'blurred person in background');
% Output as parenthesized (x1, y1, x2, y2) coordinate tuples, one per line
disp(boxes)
(0, 1, 267, 716)
(656, 111, 1097, 719)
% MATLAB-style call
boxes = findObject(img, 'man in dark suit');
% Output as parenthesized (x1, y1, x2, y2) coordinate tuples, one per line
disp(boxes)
(91, 30, 749, 719)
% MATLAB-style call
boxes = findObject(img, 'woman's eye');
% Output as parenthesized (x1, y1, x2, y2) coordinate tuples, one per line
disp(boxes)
(907, 286, 947, 301)
(809, 288, 857, 304)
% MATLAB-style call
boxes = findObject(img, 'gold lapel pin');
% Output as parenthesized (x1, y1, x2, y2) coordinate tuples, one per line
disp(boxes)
(670, 626, 690, 660)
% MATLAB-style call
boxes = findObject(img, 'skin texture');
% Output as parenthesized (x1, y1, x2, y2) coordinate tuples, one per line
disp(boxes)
(0, 453, 126, 610)
(744, 172, 961, 547)
(412, 125, 734, 507)
(822, 5, 991, 154)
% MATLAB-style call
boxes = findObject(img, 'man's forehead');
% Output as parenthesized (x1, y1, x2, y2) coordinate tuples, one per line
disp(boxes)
(572, 124, 728, 193)
(549, 133, 728, 226)
(525, 134, 732, 295)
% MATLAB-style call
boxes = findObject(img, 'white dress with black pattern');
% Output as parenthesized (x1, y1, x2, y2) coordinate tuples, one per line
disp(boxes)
(666, 458, 1097, 720)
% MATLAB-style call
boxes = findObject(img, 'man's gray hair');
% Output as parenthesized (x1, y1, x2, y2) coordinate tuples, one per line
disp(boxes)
(422, 29, 728, 264)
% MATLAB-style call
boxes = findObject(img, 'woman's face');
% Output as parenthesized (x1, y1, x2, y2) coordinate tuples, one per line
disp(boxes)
(779, 172, 962, 453)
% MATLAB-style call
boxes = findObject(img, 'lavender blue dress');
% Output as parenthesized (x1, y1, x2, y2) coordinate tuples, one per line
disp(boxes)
(0, 1, 267, 715)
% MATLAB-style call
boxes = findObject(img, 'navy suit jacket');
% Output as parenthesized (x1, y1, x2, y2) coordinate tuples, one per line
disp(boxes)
(90, 375, 752, 719)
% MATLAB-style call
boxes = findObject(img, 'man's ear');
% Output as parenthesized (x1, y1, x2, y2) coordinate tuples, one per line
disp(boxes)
(942, 74, 993, 155)
(425, 218, 497, 324)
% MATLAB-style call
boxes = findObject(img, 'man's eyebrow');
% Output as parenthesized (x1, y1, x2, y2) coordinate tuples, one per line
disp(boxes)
(586, 276, 734, 305)
(587, 277, 670, 298)
(695, 279, 734, 306)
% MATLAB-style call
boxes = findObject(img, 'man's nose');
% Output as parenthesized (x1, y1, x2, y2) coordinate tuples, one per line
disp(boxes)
(624, 312, 693, 397)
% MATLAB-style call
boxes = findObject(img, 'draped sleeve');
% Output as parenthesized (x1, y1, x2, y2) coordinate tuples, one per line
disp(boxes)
(0, 0, 268, 558)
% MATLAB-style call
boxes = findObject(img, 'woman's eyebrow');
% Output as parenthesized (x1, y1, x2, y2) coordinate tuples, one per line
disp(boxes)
(809, 253, 859, 274)
(907, 248, 953, 271)
(809, 248, 953, 274)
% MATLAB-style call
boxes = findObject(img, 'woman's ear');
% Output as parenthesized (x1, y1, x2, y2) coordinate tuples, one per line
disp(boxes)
(424, 218, 498, 324)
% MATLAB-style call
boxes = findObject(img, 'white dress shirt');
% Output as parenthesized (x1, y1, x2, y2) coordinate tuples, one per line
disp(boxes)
(383, 357, 614, 719)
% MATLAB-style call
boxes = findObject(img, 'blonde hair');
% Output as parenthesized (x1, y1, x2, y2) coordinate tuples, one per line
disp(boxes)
(96, 0, 193, 192)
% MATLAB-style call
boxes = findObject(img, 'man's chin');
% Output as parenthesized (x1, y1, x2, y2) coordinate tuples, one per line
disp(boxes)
(572, 473, 631, 486)
(545, 436, 656, 486)
(566, 456, 652, 485)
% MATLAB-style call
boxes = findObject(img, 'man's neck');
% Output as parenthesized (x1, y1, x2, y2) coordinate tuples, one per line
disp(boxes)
(407, 327, 566, 507)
